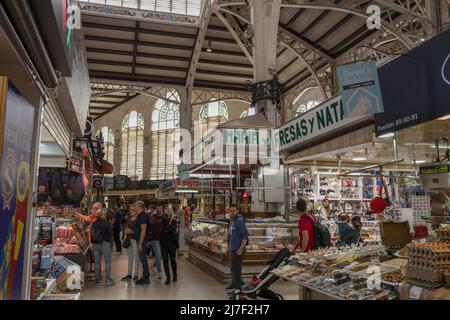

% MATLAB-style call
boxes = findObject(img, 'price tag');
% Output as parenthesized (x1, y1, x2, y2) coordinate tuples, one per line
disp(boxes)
(409, 285, 423, 300)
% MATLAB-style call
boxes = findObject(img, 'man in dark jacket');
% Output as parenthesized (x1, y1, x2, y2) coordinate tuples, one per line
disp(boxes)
(111, 203, 123, 254)
(226, 204, 249, 294)
(134, 201, 151, 285)
(339, 215, 363, 247)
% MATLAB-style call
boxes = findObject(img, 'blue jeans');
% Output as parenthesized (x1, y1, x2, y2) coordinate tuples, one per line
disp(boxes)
(152, 240, 162, 273)
(138, 240, 150, 281)
(94, 241, 112, 282)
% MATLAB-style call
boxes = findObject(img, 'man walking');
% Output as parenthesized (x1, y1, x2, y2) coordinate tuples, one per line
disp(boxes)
(226, 204, 248, 294)
(134, 201, 151, 285)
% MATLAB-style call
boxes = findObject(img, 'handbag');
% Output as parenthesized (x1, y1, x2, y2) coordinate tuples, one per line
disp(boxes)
(122, 237, 131, 248)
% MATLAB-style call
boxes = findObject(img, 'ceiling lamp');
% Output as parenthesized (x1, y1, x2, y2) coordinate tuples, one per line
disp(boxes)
(352, 157, 367, 161)
(379, 132, 395, 138)
(414, 160, 427, 164)
(206, 40, 213, 53)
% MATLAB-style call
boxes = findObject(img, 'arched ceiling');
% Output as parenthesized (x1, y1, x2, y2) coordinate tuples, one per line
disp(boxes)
(81, 0, 446, 119)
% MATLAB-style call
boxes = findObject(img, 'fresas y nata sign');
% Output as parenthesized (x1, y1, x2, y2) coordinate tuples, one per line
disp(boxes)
(275, 96, 366, 151)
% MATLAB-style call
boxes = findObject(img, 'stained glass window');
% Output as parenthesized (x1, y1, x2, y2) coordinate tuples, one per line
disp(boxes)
(150, 91, 180, 180)
(240, 107, 256, 118)
(199, 101, 229, 121)
(198, 100, 229, 141)
(151, 93, 180, 131)
(295, 101, 321, 117)
(121, 111, 144, 181)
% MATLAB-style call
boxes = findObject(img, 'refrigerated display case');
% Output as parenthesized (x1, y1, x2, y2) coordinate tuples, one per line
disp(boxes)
(185, 219, 298, 282)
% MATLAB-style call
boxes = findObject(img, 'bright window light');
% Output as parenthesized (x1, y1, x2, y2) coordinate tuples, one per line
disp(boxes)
(84, 0, 202, 16)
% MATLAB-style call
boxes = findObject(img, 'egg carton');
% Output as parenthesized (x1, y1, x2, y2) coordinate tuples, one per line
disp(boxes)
(437, 230, 450, 242)
(406, 243, 450, 257)
(406, 266, 446, 283)
(407, 257, 450, 268)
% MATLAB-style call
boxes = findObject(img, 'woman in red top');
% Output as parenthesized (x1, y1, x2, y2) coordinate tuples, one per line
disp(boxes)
(293, 199, 316, 252)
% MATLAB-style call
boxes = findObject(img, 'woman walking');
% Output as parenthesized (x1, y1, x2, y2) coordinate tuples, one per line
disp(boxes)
(121, 204, 140, 281)
(161, 207, 179, 285)
(91, 208, 115, 286)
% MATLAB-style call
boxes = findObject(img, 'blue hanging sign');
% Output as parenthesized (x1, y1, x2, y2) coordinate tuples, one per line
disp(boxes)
(337, 60, 384, 119)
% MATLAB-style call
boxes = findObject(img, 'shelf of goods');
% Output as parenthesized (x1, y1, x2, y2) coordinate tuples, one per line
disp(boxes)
(291, 173, 412, 205)
(31, 255, 84, 300)
(33, 204, 90, 290)
(411, 195, 432, 233)
(360, 218, 381, 244)
(271, 245, 407, 300)
(185, 219, 298, 282)
(30, 278, 56, 300)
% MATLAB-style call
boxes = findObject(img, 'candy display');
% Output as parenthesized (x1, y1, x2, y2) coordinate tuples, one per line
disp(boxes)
(271, 244, 404, 300)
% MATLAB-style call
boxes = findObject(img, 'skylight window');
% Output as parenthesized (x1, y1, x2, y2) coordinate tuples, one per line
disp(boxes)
(83, 0, 202, 16)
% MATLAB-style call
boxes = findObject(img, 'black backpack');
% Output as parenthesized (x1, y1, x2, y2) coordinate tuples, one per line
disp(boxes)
(304, 214, 331, 249)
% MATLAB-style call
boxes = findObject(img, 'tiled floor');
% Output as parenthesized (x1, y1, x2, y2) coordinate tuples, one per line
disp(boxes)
(83, 251, 299, 300)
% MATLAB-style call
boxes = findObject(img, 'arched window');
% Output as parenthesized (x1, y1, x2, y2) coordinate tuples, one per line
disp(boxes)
(150, 91, 180, 180)
(151, 95, 180, 131)
(295, 100, 320, 117)
(97, 127, 114, 170)
(199, 101, 229, 121)
(120, 111, 144, 181)
(199, 101, 229, 137)
(240, 107, 256, 118)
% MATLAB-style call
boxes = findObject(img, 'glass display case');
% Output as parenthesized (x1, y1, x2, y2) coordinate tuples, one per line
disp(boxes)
(185, 219, 298, 282)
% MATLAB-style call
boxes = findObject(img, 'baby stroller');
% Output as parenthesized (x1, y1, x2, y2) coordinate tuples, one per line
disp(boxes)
(228, 247, 292, 300)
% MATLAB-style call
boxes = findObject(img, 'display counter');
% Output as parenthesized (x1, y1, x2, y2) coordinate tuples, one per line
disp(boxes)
(271, 245, 404, 300)
(185, 219, 298, 282)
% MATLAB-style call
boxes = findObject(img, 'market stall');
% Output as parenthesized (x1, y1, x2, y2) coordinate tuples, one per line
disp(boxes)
(185, 219, 298, 282)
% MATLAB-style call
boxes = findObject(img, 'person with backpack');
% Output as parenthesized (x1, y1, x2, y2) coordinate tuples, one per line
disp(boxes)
(292, 199, 316, 253)
(91, 208, 115, 286)
(134, 201, 151, 285)
(292, 199, 331, 253)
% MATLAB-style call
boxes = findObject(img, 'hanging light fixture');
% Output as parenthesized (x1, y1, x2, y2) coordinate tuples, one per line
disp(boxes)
(206, 39, 213, 53)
